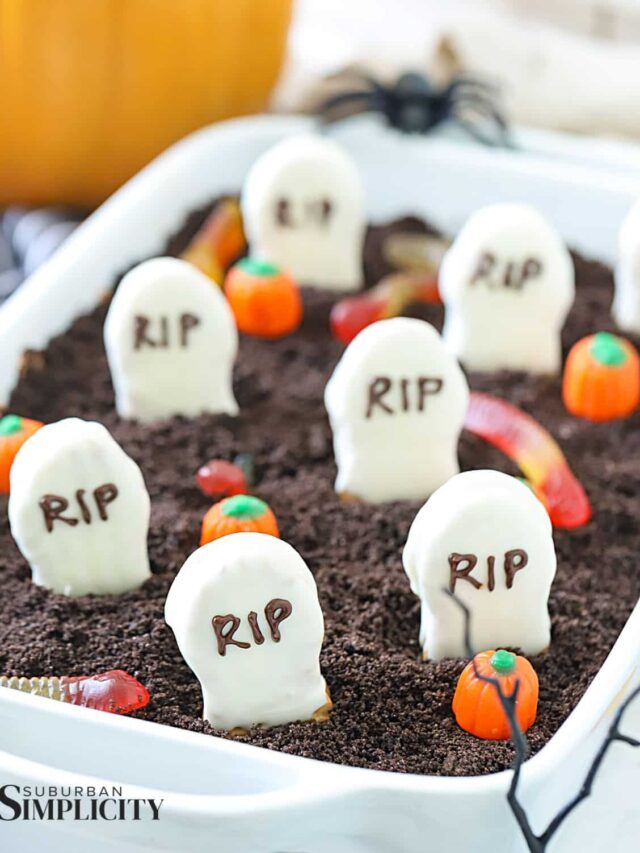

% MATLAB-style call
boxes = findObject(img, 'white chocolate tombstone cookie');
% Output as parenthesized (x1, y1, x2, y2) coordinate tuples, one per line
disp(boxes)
(241, 135, 365, 292)
(613, 199, 640, 333)
(104, 257, 238, 422)
(403, 470, 556, 660)
(440, 204, 575, 373)
(8, 418, 151, 596)
(324, 317, 469, 503)
(165, 532, 329, 731)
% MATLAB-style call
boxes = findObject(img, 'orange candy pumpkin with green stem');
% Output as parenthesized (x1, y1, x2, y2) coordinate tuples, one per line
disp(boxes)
(452, 650, 539, 740)
(224, 258, 303, 339)
(200, 494, 280, 545)
(0, 414, 43, 493)
(563, 332, 640, 422)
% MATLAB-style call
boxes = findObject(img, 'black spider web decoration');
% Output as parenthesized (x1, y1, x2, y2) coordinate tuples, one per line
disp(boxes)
(446, 589, 640, 852)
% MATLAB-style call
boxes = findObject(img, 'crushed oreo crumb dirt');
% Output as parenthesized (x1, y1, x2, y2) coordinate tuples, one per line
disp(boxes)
(1, 205, 635, 776)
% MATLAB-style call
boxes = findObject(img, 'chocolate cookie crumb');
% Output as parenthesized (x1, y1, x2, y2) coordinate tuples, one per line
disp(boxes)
(2, 206, 635, 777)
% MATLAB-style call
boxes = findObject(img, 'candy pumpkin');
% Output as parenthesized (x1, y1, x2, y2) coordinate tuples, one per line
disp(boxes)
(0, 0, 292, 205)
(200, 494, 279, 545)
(563, 332, 640, 422)
(452, 650, 539, 740)
(0, 414, 43, 493)
(224, 258, 303, 338)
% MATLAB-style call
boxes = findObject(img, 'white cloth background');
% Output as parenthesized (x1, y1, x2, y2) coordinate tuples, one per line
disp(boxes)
(274, 0, 640, 139)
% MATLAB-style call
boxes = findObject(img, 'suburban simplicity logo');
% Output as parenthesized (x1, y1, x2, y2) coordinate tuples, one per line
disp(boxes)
(0, 785, 163, 821)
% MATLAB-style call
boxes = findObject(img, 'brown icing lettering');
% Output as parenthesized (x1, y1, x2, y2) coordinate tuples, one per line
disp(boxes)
(504, 548, 528, 589)
(40, 483, 119, 532)
(366, 376, 444, 418)
(470, 251, 496, 285)
(487, 555, 495, 592)
(521, 258, 542, 284)
(265, 598, 293, 642)
(211, 600, 294, 656)
(417, 377, 444, 411)
(93, 483, 119, 521)
(366, 376, 393, 418)
(211, 615, 251, 656)
(448, 553, 481, 593)
(180, 313, 200, 347)
(400, 378, 410, 412)
(504, 262, 518, 289)
(40, 495, 79, 533)
(75, 489, 92, 524)
(505, 257, 542, 289)
(276, 198, 292, 227)
(159, 316, 169, 348)
(504, 258, 542, 289)
(275, 197, 333, 228)
(448, 549, 529, 592)
(470, 252, 543, 290)
(247, 611, 265, 645)
(134, 315, 156, 350)
(306, 199, 332, 225)
(133, 313, 202, 350)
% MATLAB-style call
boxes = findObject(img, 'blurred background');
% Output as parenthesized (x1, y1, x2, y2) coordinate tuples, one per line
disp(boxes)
(1, 0, 639, 297)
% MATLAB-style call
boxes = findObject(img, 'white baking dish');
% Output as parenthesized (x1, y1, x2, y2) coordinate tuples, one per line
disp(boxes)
(1, 115, 640, 853)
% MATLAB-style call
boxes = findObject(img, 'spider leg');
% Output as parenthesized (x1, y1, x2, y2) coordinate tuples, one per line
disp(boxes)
(437, 78, 501, 119)
(452, 90, 508, 121)
(319, 90, 378, 122)
(334, 70, 393, 98)
(458, 117, 513, 148)
(320, 73, 400, 124)
(449, 94, 513, 146)
(364, 76, 395, 97)
(454, 106, 510, 141)
(324, 66, 385, 90)
(447, 81, 501, 106)
(321, 90, 375, 111)
(451, 116, 508, 147)
(448, 73, 500, 95)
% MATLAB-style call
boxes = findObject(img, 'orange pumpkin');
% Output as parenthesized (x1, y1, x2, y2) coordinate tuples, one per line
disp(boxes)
(0, 414, 43, 493)
(563, 332, 640, 422)
(200, 494, 279, 545)
(224, 258, 303, 338)
(0, 0, 292, 205)
(452, 650, 539, 740)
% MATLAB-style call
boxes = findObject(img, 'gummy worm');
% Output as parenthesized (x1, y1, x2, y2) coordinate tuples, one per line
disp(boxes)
(0, 670, 150, 715)
(464, 392, 592, 529)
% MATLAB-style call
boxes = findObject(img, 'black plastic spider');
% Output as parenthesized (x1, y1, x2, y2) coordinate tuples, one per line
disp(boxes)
(319, 71, 512, 147)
